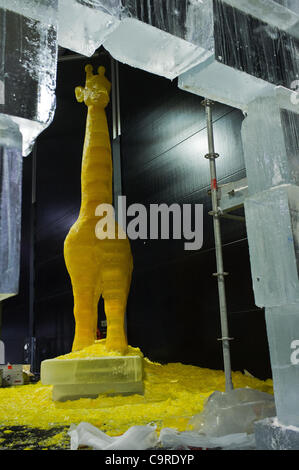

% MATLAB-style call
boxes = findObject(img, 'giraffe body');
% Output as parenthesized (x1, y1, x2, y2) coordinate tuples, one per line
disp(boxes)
(64, 65, 133, 354)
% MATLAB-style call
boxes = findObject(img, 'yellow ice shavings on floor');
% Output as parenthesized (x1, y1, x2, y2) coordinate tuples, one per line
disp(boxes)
(56, 339, 144, 360)
(0, 349, 273, 439)
(39, 431, 69, 449)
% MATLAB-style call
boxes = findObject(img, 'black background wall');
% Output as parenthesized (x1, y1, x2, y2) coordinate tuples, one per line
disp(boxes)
(1, 48, 272, 380)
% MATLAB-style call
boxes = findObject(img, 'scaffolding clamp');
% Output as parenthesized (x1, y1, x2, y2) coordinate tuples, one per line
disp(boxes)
(213, 271, 229, 277)
(205, 152, 219, 160)
(201, 98, 214, 107)
(208, 208, 223, 217)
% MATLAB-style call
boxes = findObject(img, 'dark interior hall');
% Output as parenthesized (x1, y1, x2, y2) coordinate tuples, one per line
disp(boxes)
(1, 47, 271, 381)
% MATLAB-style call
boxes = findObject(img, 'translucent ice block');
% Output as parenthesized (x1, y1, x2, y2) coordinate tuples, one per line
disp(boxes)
(103, 17, 209, 80)
(58, 0, 121, 57)
(179, 57, 274, 110)
(123, 0, 209, 46)
(244, 185, 299, 308)
(0, 0, 57, 23)
(0, 0, 58, 155)
(189, 388, 276, 437)
(0, 117, 22, 300)
(241, 88, 299, 195)
(179, 0, 299, 110)
(57, 0, 211, 79)
(41, 355, 144, 401)
(223, 0, 299, 39)
(265, 305, 299, 427)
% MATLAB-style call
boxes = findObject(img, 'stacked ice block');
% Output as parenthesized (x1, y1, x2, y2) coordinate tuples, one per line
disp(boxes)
(223, 0, 299, 39)
(245, 184, 299, 308)
(0, 117, 22, 300)
(0, 0, 58, 156)
(0, 0, 58, 298)
(57, 0, 121, 57)
(178, 0, 299, 110)
(41, 355, 144, 401)
(57, 0, 212, 80)
(242, 87, 299, 429)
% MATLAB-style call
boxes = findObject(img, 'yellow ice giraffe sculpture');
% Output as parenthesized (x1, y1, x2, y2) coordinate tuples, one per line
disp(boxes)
(64, 65, 133, 355)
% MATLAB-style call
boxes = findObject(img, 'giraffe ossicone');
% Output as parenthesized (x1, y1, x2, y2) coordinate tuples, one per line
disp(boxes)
(64, 64, 133, 355)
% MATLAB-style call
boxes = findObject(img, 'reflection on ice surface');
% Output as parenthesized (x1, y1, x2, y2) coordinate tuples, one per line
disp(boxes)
(58, 0, 211, 79)
(103, 17, 210, 80)
(58, 0, 121, 57)
(0, 116, 22, 300)
(223, 0, 299, 38)
(0, 0, 58, 156)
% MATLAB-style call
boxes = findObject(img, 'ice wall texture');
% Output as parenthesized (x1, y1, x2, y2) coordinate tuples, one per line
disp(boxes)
(265, 306, 299, 427)
(241, 88, 299, 428)
(58, 0, 211, 79)
(0, 118, 22, 300)
(58, 0, 121, 57)
(57, 1, 299, 86)
(245, 184, 299, 308)
(0, 0, 58, 156)
(222, 0, 299, 38)
(0, 1, 58, 299)
(242, 89, 299, 196)
(179, 0, 299, 110)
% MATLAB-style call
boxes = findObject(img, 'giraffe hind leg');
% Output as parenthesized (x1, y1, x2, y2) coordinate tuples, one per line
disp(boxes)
(102, 269, 131, 355)
(71, 281, 102, 352)
(103, 294, 129, 355)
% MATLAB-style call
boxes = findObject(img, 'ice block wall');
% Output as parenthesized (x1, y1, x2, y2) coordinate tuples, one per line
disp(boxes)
(57, 0, 213, 79)
(0, 0, 58, 156)
(242, 88, 299, 427)
(58, 0, 121, 57)
(57, 1, 299, 86)
(0, 0, 58, 298)
(222, 0, 299, 38)
(56, 0, 299, 90)
(0, 117, 22, 300)
(179, 0, 299, 110)
(175, 0, 299, 432)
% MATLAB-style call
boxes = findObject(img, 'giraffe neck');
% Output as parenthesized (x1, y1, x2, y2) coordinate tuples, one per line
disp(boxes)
(79, 104, 113, 218)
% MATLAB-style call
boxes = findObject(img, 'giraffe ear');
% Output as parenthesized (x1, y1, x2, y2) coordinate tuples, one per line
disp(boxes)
(75, 86, 84, 103)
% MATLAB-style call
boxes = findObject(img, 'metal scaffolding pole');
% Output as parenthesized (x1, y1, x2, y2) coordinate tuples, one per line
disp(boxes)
(203, 98, 233, 392)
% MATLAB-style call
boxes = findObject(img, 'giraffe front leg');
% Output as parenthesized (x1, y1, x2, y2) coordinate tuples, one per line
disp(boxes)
(104, 296, 128, 355)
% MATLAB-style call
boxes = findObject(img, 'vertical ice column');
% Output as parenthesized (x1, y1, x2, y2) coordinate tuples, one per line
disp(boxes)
(242, 88, 299, 427)
(242, 90, 299, 196)
(0, 0, 58, 298)
(0, 0, 58, 156)
(265, 305, 299, 427)
(0, 117, 22, 300)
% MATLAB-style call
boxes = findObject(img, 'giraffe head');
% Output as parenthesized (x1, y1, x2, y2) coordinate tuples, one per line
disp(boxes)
(75, 65, 111, 108)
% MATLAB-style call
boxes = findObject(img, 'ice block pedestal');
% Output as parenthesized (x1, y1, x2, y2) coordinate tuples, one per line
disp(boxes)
(241, 88, 299, 447)
(41, 355, 144, 401)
